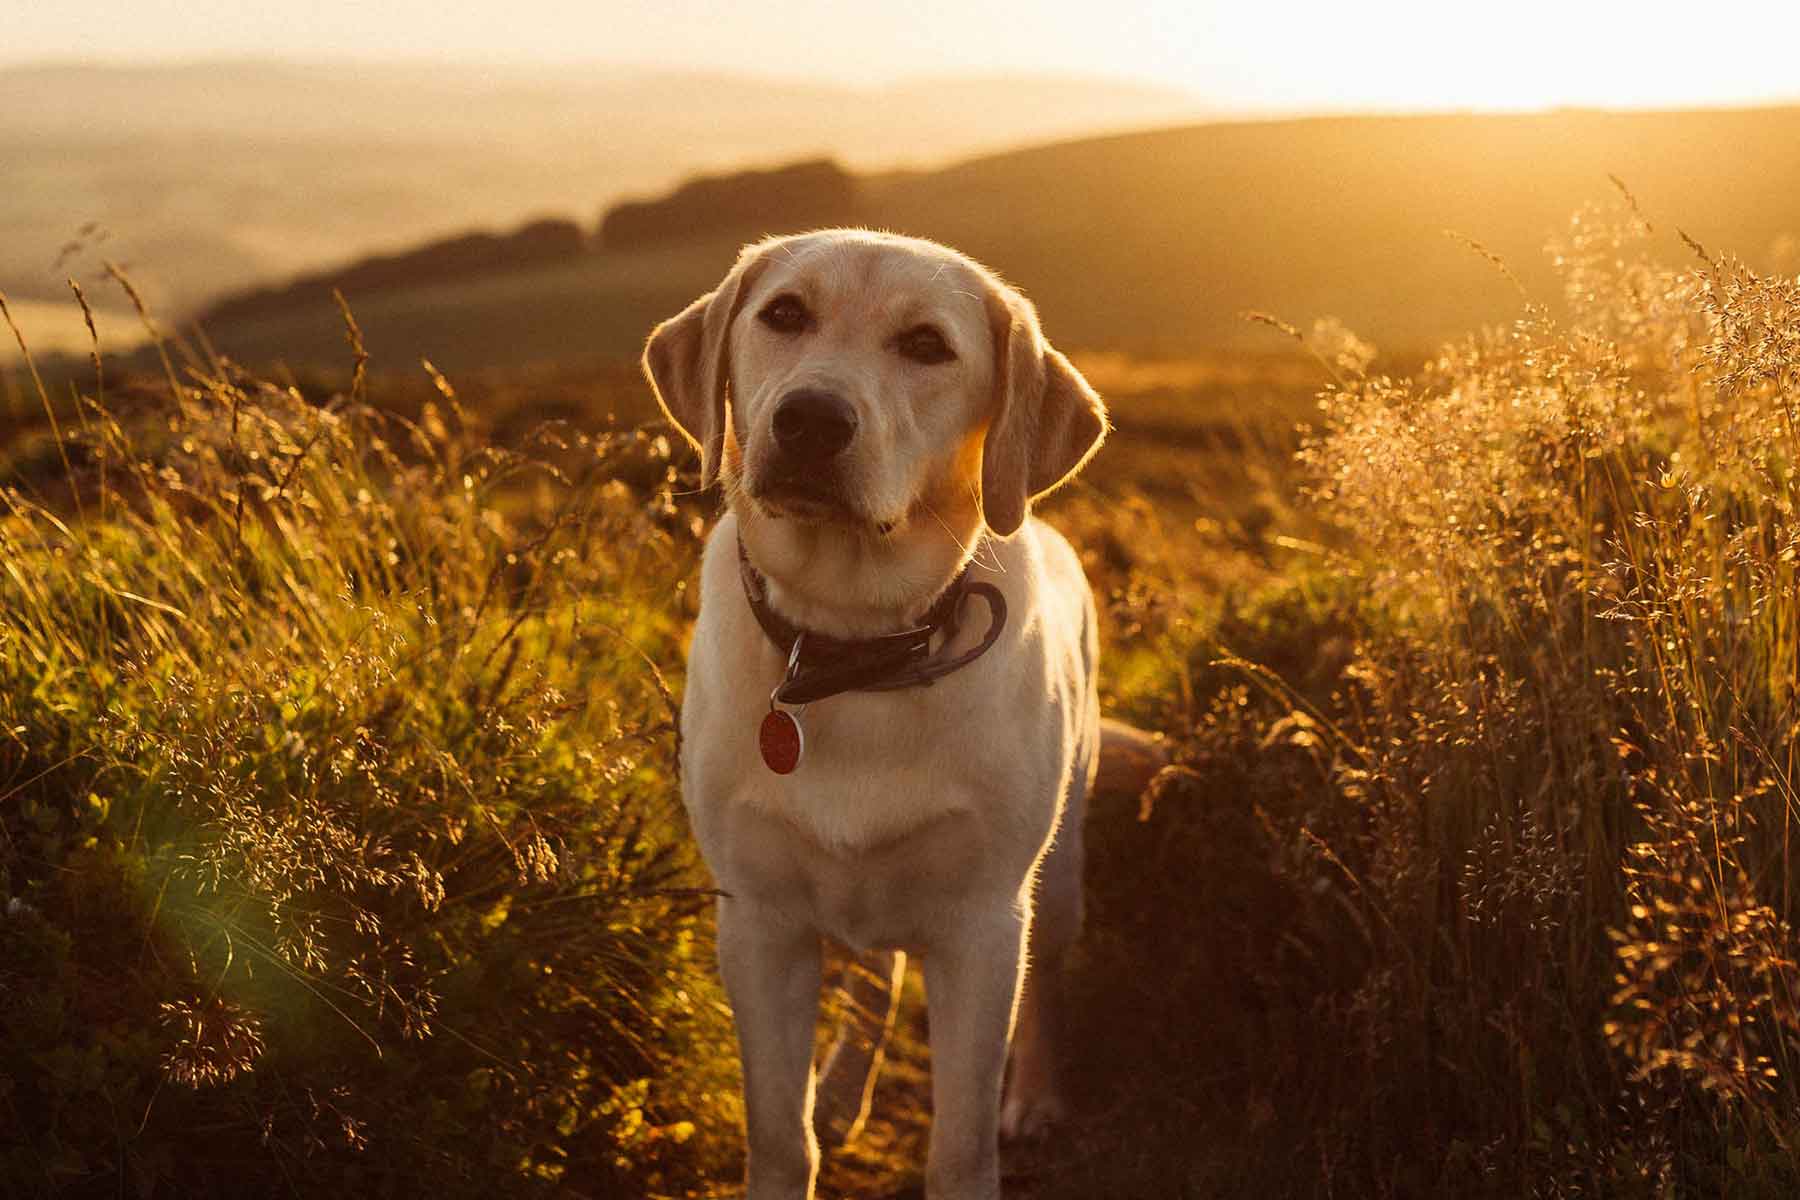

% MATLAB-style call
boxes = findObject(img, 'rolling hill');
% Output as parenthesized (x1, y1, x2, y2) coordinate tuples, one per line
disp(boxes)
(176, 106, 1800, 374)
(0, 61, 1207, 319)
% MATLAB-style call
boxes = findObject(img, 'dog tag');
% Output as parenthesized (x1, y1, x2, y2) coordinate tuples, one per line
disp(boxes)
(759, 708, 804, 774)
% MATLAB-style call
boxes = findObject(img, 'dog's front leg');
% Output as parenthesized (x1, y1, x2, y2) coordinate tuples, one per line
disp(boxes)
(716, 896, 825, 1200)
(922, 904, 1028, 1200)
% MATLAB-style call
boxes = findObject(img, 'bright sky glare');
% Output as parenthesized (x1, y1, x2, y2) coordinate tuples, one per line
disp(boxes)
(6, 0, 1798, 113)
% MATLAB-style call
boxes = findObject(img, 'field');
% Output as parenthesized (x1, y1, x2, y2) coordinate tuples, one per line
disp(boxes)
(7, 190, 1800, 1200)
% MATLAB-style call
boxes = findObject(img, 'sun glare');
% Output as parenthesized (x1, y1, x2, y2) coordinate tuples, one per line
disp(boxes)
(4, 0, 1797, 114)
(1101, 0, 1800, 113)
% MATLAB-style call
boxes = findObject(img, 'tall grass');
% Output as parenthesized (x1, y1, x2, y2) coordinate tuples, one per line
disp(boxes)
(1302, 202, 1800, 1182)
(1056, 202, 1800, 1197)
(0, 298, 733, 1196)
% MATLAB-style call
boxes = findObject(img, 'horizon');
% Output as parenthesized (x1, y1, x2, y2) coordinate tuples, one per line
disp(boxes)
(8, 5, 1800, 367)
(6, 54, 1797, 123)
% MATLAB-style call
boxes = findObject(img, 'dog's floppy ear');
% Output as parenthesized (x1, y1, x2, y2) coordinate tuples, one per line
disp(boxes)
(980, 288, 1108, 537)
(642, 243, 769, 487)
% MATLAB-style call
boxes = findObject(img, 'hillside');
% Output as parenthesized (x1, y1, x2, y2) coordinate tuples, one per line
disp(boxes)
(0, 61, 1205, 317)
(174, 106, 1800, 373)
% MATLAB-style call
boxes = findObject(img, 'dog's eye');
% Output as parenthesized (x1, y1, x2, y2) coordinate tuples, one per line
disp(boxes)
(757, 294, 812, 334)
(894, 325, 955, 365)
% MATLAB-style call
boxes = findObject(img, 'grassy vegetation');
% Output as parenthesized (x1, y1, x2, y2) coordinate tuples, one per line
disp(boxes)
(6, 193, 1800, 1198)
(1008, 202, 1800, 1197)
(0, 298, 739, 1197)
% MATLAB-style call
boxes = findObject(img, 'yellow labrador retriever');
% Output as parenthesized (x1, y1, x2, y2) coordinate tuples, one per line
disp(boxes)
(644, 229, 1105, 1200)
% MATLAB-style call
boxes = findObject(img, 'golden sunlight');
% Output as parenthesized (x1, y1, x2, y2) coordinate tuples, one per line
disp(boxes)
(9, 3, 1800, 1195)
(1106, 0, 1800, 111)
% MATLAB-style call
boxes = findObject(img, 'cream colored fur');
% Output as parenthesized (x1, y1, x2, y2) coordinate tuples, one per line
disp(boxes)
(644, 230, 1106, 1200)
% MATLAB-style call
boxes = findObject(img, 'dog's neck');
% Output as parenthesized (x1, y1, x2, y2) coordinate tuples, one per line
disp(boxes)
(732, 509, 983, 641)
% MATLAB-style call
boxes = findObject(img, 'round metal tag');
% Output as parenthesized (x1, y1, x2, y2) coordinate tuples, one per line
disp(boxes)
(758, 709, 804, 774)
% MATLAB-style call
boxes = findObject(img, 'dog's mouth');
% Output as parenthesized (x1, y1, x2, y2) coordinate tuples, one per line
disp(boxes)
(750, 469, 867, 525)
(741, 454, 914, 537)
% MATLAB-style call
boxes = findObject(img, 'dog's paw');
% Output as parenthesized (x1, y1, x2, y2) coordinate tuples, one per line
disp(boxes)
(999, 1082, 1069, 1142)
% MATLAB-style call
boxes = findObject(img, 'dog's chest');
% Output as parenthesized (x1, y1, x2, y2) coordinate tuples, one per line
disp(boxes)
(681, 669, 1068, 949)
(690, 672, 1047, 849)
(713, 789, 1003, 951)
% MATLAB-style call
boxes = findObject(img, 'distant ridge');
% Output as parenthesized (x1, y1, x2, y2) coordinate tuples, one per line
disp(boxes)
(599, 159, 862, 250)
(192, 159, 868, 324)
(1, 62, 1208, 316)
(184, 105, 1800, 370)
(198, 219, 588, 328)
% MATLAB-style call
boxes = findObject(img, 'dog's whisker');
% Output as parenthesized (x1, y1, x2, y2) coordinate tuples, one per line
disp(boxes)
(918, 497, 983, 567)
(957, 480, 1007, 573)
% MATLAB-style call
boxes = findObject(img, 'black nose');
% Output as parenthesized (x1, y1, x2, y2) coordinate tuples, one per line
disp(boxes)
(771, 389, 857, 461)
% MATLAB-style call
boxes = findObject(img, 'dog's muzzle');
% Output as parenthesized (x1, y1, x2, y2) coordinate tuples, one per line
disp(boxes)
(756, 388, 859, 514)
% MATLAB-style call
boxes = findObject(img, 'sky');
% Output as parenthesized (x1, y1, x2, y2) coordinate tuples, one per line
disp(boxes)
(6, 0, 1799, 113)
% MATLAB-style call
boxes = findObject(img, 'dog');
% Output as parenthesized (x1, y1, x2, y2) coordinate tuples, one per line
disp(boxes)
(644, 229, 1107, 1200)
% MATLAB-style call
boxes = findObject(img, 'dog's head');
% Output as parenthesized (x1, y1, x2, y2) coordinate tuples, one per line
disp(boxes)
(644, 230, 1106, 624)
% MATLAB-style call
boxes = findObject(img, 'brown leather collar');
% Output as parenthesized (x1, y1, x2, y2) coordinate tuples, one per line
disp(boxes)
(737, 536, 1007, 707)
